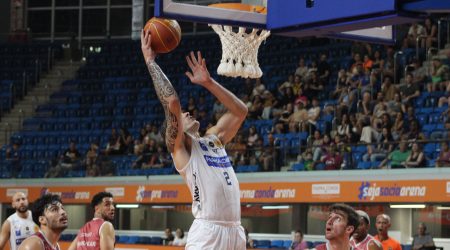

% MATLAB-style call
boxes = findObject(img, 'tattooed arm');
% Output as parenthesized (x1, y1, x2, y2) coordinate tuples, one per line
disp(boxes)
(141, 30, 185, 156)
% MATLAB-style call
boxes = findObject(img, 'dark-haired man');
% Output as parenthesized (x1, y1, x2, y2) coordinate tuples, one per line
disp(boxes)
(350, 210, 382, 250)
(315, 203, 360, 250)
(18, 194, 68, 250)
(68, 192, 115, 250)
(0, 192, 37, 250)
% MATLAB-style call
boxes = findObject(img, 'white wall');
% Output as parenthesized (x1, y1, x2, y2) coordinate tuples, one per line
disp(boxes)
(65, 205, 87, 230)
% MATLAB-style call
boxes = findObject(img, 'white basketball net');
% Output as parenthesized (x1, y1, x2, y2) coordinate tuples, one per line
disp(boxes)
(210, 24, 270, 78)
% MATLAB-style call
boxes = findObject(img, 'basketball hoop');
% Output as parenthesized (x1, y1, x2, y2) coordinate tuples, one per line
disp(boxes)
(208, 3, 270, 79)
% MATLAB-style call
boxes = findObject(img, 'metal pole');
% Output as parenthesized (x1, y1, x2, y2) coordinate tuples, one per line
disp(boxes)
(35, 59, 39, 85)
(438, 19, 442, 50)
(22, 71, 26, 98)
(47, 47, 51, 71)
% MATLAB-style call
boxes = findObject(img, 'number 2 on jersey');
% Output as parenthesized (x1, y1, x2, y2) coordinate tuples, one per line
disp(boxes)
(223, 171, 232, 185)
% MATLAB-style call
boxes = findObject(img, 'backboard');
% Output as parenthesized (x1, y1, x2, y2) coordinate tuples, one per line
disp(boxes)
(153, 0, 439, 43)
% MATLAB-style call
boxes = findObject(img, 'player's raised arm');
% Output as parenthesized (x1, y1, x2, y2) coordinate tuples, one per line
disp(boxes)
(185, 51, 248, 144)
(141, 29, 184, 153)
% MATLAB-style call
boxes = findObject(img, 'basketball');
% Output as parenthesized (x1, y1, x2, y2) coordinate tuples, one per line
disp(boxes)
(143, 17, 181, 53)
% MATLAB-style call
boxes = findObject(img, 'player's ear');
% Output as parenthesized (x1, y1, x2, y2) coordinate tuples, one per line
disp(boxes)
(39, 216, 47, 226)
(346, 225, 355, 235)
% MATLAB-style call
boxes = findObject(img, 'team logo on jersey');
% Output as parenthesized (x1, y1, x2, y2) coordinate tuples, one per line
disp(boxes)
(199, 141, 208, 151)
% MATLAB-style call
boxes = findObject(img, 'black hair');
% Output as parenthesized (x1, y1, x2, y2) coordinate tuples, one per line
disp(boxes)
(91, 192, 113, 209)
(330, 203, 360, 236)
(31, 194, 63, 226)
(177, 228, 185, 238)
(295, 229, 304, 237)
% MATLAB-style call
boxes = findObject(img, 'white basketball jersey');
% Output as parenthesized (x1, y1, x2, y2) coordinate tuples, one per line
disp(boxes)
(7, 211, 37, 250)
(177, 134, 241, 222)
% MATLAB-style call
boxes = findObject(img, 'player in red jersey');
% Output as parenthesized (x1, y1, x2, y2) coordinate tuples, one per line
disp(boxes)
(18, 194, 68, 250)
(68, 192, 115, 250)
(350, 210, 382, 250)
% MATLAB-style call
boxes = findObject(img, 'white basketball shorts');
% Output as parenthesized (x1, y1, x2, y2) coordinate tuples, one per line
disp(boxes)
(185, 219, 246, 250)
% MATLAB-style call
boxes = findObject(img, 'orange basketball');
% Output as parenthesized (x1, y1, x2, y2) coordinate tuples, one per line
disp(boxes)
(144, 17, 181, 53)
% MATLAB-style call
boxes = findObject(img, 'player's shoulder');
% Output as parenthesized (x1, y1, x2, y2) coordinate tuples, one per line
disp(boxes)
(18, 235, 43, 250)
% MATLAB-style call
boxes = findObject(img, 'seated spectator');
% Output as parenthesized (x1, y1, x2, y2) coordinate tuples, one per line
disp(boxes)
(289, 229, 308, 250)
(379, 142, 410, 169)
(148, 124, 163, 145)
(403, 142, 426, 168)
(144, 146, 171, 169)
(371, 50, 385, 73)
(288, 99, 308, 132)
(133, 137, 157, 169)
(119, 127, 133, 154)
(364, 127, 394, 162)
(249, 137, 264, 166)
(400, 73, 420, 107)
(310, 130, 323, 162)
(252, 78, 266, 98)
(212, 99, 226, 115)
(295, 58, 309, 79)
(428, 57, 449, 92)
(318, 54, 331, 83)
(226, 134, 247, 166)
(410, 58, 428, 86)
(305, 60, 318, 81)
(5, 142, 21, 177)
(279, 74, 294, 92)
(363, 54, 373, 71)
(46, 141, 81, 177)
(105, 128, 123, 155)
(412, 223, 435, 250)
(247, 125, 260, 148)
(85, 143, 99, 176)
(248, 94, 264, 119)
(436, 142, 450, 167)
(163, 228, 174, 246)
(292, 75, 304, 96)
(387, 92, 403, 118)
(403, 22, 426, 49)
(381, 76, 397, 102)
(259, 133, 278, 171)
(404, 119, 426, 141)
(333, 69, 349, 98)
(319, 145, 343, 170)
(391, 111, 405, 140)
(261, 90, 278, 120)
(301, 97, 321, 133)
(423, 17, 438, 49)
(336, 113, 351, 138)
(171, 228, 187, 246)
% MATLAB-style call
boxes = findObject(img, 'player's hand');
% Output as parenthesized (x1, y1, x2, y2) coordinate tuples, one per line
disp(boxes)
(141, 29, 156, 62)
(185, 51, 212, 87)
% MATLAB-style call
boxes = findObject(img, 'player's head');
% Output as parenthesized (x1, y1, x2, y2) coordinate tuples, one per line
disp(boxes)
(325, 203, 359, 241)
(91, 192, 115, 222)
(12, 192, 29, 213)
(31, 194, 68, 232)
(376, 214, 391, 235)
(353, 210, 370, 241)
(181, 112, 200, 134)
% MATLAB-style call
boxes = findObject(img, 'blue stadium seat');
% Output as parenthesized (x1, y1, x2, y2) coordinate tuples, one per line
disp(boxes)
(292, 163, 305, 171)
(283, 240, 293, 248)
(150, 236, 163, 245)
(253, 240, 271, 248)
(271, 240, 284, 248)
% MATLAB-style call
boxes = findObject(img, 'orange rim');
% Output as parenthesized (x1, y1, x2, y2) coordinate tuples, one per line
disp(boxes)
(208, 3, 267, 14)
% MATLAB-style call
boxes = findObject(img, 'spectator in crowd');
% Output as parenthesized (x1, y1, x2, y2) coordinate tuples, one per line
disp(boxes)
(261, 90, 278, 120)
(288, 99, 308, 132)
(148, 125, 163, 145)
(57, 141, 82, 175)
(248, 95, 264, 119)
(105, 128, 123, 155)
(292, 75, 304, 96)
(320, 145, 343, 170)
(374, 214, 402, 250)
(247, 125, 260, 148)
(333, 69, 349, 98)
(436, 142, 450, 167)
(305, 60, 318, 81)
(252, 78, 266, 98)
(391, 111, 405, 140)
(429, 57, 449, 92)
(289, 229, 308, 250)
(363, 55, 373, 71)
(295, 58, 309, 79)
(371, 50, 385, 73)
(379, 141, 410, 169)
(85, 142, 99, 177)
(400, 73, 420, 107)
(363, 127, 394, 163)
(404, 119, 426, 141)
(350, 54, 363, 72)
(212, 99, 226, 115)
(302, 97, 321, 133)
(402, 142, 426, 168)
(423, 17, 437, 49)
(5, 142, 21, 177)
(412, 223, 435, 250)
(145, 145, 171, 169)
(119, 127, 133, 154)
(226, 134, 247, 166)
(409, 58, 428, 86)
(350, 210, 382, 250)
(381, 76, 397, 102)
(337, 113, 352, 139)
(315, 203, 359, 250)
(163, 227, 174, 245)
(403, 22, 426, 49)
(259, 133, 277, 171)
(351, 42, 371, 58)
(171, 228, 187, 246)
(318, 54, 331, 83)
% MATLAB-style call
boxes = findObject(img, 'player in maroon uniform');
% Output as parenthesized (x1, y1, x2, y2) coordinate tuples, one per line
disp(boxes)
(68, 192, 115, 250)
(315, 203, 359, 250)
(18, 194, 68, 250)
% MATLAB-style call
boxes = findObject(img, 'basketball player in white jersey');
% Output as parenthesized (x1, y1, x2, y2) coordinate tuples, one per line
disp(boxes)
(349, 210, 382, 250)
(141, 30, 248, 249)
(0, 192, 37, 250)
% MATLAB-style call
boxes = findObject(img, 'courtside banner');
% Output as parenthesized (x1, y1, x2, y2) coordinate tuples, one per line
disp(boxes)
(0, 180, 448, 203)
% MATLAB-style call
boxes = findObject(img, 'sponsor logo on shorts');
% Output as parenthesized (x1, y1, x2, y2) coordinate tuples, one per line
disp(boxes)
(312, 184, 340, 195)
(358, 181, 426, 201)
